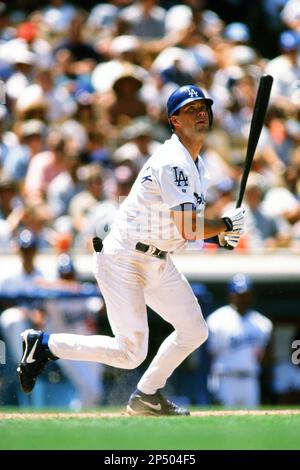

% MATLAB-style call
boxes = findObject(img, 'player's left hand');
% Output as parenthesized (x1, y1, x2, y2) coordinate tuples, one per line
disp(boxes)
(221, 207, 245, 232)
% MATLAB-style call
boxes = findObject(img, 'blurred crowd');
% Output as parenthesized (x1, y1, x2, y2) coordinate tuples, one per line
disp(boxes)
(0, 0, 299, 255)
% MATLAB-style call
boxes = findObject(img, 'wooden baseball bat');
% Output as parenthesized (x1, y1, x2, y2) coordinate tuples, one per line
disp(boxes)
(224, 74, 273, 250)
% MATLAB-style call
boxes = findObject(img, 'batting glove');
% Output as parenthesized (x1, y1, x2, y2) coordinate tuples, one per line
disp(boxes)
(218, 230, 242, 249)
(221, 207, 245, 232)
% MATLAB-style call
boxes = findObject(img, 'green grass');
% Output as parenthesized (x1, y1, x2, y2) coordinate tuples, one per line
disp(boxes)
(1, 410, 300, 450)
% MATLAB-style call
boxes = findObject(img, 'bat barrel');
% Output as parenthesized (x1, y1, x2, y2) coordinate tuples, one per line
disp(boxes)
(236, 74, 273, 208)
(224, 74, 273, 250)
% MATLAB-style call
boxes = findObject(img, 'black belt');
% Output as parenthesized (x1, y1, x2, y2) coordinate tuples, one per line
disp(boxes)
(135, 242, 167, 259)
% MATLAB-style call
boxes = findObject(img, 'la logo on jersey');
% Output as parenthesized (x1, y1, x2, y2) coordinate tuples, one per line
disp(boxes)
(188, 88, 198, 98)
(173, 167, 188, 187)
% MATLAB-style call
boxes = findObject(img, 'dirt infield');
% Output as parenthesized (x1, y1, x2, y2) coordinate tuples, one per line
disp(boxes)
(1, 409, 300, 420)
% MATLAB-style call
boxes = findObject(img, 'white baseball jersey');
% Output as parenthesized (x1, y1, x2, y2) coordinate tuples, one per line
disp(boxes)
(104, 133, 210, 253)
(206, 305, 273, 406)
(207, 305, 273, 375)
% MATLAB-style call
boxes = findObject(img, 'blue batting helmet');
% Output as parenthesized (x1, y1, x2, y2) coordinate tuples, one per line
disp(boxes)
(166, 85, 213, 126)
(227, 273, 253, 295)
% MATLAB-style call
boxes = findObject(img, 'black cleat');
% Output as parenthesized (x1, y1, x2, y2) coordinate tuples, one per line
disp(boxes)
(126, 389, 190, 416)
(17, 329, 56, 393)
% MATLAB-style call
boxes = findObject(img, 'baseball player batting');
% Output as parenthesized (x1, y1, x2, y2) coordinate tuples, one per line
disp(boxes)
(17, 85, 245, 416)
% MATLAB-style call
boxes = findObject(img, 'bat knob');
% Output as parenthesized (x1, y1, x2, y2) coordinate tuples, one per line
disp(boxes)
(92, 237, 103, 252)
(223, 243, 234, 251)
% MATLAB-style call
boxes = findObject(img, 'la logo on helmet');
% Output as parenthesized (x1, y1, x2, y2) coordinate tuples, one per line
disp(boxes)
(188, 89, 198, 98)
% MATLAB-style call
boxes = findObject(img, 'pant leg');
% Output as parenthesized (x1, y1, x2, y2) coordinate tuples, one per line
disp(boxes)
(138, 255, 208, 394)
(237, 378, 260, 407)
(216, 376, 239, 407)
(49, 251, 149, 369)
(217, 377, 260, 408)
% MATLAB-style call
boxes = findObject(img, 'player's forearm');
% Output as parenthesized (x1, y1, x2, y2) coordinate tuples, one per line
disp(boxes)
(171, 209, 227, 240)
(203, 217, 227, 238)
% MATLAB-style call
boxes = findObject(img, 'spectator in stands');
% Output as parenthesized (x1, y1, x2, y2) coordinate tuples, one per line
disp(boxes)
(23, 129, 67, 205)
(0, 178, 18, 218)
(0, 177, 21, 248)
(54, 10, 102, 64)
(5, 47, 37, 102)
(69, 164, 105, 237)
(86, 129, 111, 168)
(0, 105, 8, 173)
(16, 19, 54, 69)
(243, 171, 290, 250)
(266, 30, 300, 101)
(42, 0, 76, 33)
(281, 0, 300, 32)
(3, 120, 46, 184)
(207, 274, 273, 407)
(113, 117, 161, 171)
(46, 137, 84, 219)
(262, 163, 300, 242)
(84, 164, 137, 246)
(107, 68, 147, 126)
(28, 68, 76, 123)
(264, 103, 297, 167)
(118, 0, 166, 41)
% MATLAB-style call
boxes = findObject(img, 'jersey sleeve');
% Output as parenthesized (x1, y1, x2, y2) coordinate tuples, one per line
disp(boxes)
(157, 164, 195, 209)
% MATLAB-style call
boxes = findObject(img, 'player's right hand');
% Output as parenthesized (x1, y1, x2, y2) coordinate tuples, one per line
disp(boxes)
(218, 230, 242, 249)
(221, 207, 245, 232)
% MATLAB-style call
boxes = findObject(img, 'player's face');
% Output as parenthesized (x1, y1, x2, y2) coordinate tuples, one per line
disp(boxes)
(177, 102, 210, 132)
(230, 292, 252, 314)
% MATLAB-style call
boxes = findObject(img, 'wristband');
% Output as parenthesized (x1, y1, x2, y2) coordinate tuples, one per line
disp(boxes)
(222, 216, 233, 232)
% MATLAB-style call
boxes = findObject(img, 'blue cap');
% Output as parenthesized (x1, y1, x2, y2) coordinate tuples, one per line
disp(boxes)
(224, 22, 250, 43)
(17, 229, 38, 249)
(279, 31, 300, 51)
(57, 253, 75, 276)
(228, 273, 253, 294)
(166, 85, 213, 118)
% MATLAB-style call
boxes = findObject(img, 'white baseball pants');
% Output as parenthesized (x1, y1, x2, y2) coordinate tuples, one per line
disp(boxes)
(210, 374, 260, 407)
(49, 249, 208, 394)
